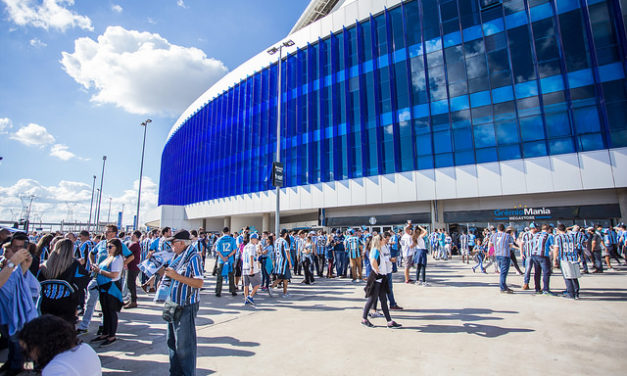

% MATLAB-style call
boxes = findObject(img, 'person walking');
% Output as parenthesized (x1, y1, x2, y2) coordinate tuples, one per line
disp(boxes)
(488, 224, 514, 294)
(162, 230, 204, 376)
(361, 235, 401, 329)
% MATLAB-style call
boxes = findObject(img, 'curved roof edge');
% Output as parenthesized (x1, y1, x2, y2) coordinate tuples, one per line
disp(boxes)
(289, 0, 342, 35)
(166, 0, 400, 142)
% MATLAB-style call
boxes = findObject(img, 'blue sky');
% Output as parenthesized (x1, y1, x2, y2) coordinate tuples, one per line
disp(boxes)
(0, 0, 309, 226)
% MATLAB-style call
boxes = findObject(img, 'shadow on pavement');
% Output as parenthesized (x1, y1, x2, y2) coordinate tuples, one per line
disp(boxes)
(411, 323, 534, 337)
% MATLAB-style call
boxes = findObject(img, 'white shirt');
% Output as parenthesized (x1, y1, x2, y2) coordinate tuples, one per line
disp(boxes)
(414, 236, 426, 250)
(242, 243, 260, 274)
(42, 343, 102, 376)
(400, 233, 413, 257)
(381, 244, 393, 272)
(109, 256, 123, 282)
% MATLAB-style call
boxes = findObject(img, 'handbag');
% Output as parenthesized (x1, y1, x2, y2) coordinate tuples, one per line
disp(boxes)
(561, 260, 582, 279)
(162, 297, 183, 323)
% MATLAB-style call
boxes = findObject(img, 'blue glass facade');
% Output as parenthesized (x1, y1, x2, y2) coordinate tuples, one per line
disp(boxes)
(159, 0, 627, 206)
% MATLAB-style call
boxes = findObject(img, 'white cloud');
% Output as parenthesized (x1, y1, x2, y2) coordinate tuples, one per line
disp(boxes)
(0, 177, 158, 226)
(111, 4, 122, 13)
(1, 0, 93, 31)
(49, 143, 87, 161)
(0, 117, 13, 134)
(60, 25, 228, 116)
(29, 37, 46, 47)
(176, 0, 186, 8)
(10, 123, 55, 147)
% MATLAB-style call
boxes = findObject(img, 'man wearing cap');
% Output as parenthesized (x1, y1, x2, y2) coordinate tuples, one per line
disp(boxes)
(242, 233, 262, 306)
(519, 224, 538, 290)
(214, 227, 238, 297)
(162, 229, 203, 376)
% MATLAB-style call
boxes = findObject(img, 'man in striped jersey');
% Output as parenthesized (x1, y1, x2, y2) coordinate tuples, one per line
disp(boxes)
(163, 229, 203, 376)
(315, 230, 327, 277)
(345, 229, 362, 282)
(529, 224, 554, 295)
(271, 229, 292, 297)
(460, 231, 469, 264)
(488, 224, 514, 294)
(519, 224, 538, 291)
(569, 225, 588, 274)
(553, 224, 580, 299)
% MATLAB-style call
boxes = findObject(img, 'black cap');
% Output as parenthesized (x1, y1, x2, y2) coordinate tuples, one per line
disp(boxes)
(166, 229, 191, 242)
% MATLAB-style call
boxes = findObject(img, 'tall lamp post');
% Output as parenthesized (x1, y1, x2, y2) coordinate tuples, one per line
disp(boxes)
(95, 155, 107, 232)
(135, 119, 151, 230)
(267, 39, 294, 234)
(87, 175, 96, 231)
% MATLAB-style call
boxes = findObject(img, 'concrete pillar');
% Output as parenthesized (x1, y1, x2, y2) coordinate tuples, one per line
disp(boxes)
(223, 216, 231, 230)
(618, 188, 627, 223)
(262, 213, 271, 232)
(430, 200, 445, 230)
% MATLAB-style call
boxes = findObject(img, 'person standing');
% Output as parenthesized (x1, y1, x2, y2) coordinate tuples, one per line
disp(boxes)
(460, 231, 469, 264)
(553, 224, 581, 299)
(488, 224, 514, 294)
(315, 230, 326, 277)
(124, 230, 142, 309)
(413, 226, 429, 286)
(520, 224, 538, 290)
(270, 229, 292, 297)
(242, 233, 262, 306)
(530, 224, 555, 295)
(361, 235, 401, 329)
(325, 234, 335, 278)
(333, 230, 347, 278)
(344, 230, 362, 282)
(399, 226, 413, 283)
(91, 238, 124, 347)
(569, 225, 588, 274)
(214, 227, 237, 297)
(162, 230, 204, 376)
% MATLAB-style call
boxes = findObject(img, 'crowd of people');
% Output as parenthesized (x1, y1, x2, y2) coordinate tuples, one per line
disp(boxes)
(0, 219, 624, 375)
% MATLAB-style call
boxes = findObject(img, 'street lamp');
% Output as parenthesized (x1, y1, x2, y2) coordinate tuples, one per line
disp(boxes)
(95, 155, 107, 232)
(88, 175, 96, 231)
(267, 39, 294, 234)
(135, 119, 151, 230)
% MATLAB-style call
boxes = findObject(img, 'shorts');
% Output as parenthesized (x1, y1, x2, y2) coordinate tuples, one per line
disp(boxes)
(461, 246, 469, 255)
(243, 272, 261, 287)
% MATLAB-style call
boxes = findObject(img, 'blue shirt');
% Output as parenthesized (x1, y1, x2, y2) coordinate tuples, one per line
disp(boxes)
(78, 240, 95, 268)
(490, 232, 513, 257)
(520, 231, 534, 257)
(215, 235, 237, 265)
(531, 232, 554, 257)
(554, 233, 577, 262)
(92, 239, 133, 265)
(169, 245, 203, 306)
(344, 236, 361, 259)
(274, 238, 290, 275)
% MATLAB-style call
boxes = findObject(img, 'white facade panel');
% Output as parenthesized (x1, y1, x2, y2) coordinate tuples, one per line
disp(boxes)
(415, 169, 436, 200)
(331, 9, 345, 33)
(551, 154, 583, 191)
(343, 0, 359, 24)
(365, 176, 383, 205)
(579, 150, 615, 189)
(287, 187, 300, 210)
(311, 183, 325, 209)
(299, 185, 314, 209)
(524, 157, 554, 193)
(350, 178, 367, 206)
(435, 167, 457, 199)
(337, 180, 352, 206)
(397, 172, 417, 202)
(610, 148, 627, 187)
(323, 182, 338, 207)
(381, 174, 397, 203)
(252, 192, 262, 213)
(500, 159, 527, 195)
(455, 165, 479, 198)
(477, 162, 502, 196)
(357, 0, 372, 19)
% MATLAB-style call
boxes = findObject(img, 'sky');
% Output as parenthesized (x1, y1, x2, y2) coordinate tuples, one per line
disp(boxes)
(0, 0, 309, 228)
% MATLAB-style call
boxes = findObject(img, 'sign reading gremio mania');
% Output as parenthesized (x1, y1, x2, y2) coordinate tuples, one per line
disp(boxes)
(444, 204, 620, 223)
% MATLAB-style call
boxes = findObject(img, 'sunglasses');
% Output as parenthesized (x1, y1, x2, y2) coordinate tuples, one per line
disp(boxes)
(107, 245, 115, 249)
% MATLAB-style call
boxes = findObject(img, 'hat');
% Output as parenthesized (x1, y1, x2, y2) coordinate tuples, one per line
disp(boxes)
(167, 229, 191, 242)
(250, 233, 259, 240)
(529, 223, 536, 229)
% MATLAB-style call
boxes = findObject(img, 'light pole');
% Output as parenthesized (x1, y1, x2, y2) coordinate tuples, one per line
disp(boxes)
(87, 175, 96, 231)
(267, 39, 294, 234)
(95, 155, 107, 232)
(135, 119, 151, 230)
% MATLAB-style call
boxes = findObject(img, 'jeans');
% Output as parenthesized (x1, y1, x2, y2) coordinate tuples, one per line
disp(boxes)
(386, 272, 397, 307)
(167, 302, 199, 376)
(302, 257, 315, 284)
(79, 278, 100, 330)
(317, 254, 326, 276)
(259, 256, 270, 288)
(414, 249, 428, 282)
(578, 249, 589, 273)
(593, 250, 603, 272)
(473, 252, 485, 272)
(215, 264, 236, 295)
(530, 255, 551, 292)
(563, 277, 580, 299)
(509, 250, 523, 274)
(496, 256, 510, 291)
(523, 256, 536, 285)
(335, 251, 347, 277)
(127, 268, 140, 303)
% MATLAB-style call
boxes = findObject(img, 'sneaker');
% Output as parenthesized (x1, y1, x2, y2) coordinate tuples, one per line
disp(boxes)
(124, 302, 138, 309)
(249, 296, 255, 305)
(522, 283, 529, 290)
(500, 289, 514, 294)
(267, 287, 273, 297)
(387, 321, 402, 329)
(389, 305, 404, 311)
(282, 293, 291, 298)
(542, 291, 554, 296)
(76, 328, 88, 335)
(244, 298, 251, 306)
(215, 293, 221, 297)
(97, 326, 104, 336)
(232, 292, 238, 296)
(361, 319, 375, 328)
(369, 311, 384, 318)
(422, 282, 431, 287)
(99, 338, 117, 347)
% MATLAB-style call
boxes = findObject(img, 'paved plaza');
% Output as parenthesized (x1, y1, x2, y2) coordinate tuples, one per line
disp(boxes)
(4, 258, 627, 375)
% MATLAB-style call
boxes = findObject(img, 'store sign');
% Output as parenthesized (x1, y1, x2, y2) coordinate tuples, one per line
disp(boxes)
(493, 207, 552, 221)
(272, 162, 284, 187)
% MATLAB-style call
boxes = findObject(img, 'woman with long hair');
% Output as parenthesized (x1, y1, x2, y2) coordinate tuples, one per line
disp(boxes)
(326, 234, 335, 278)
(301, 235, 315, 285)
(91, 238, 124, 347)
(19, 314, 101, 375)
(36, 234, 54, 265)
(413, 226, 429, 286)
(361, 235, 401, 329)
(37, 239, 89, 323)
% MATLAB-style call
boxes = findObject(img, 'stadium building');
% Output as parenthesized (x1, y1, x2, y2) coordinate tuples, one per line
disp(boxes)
(156, 0, 627, 233)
